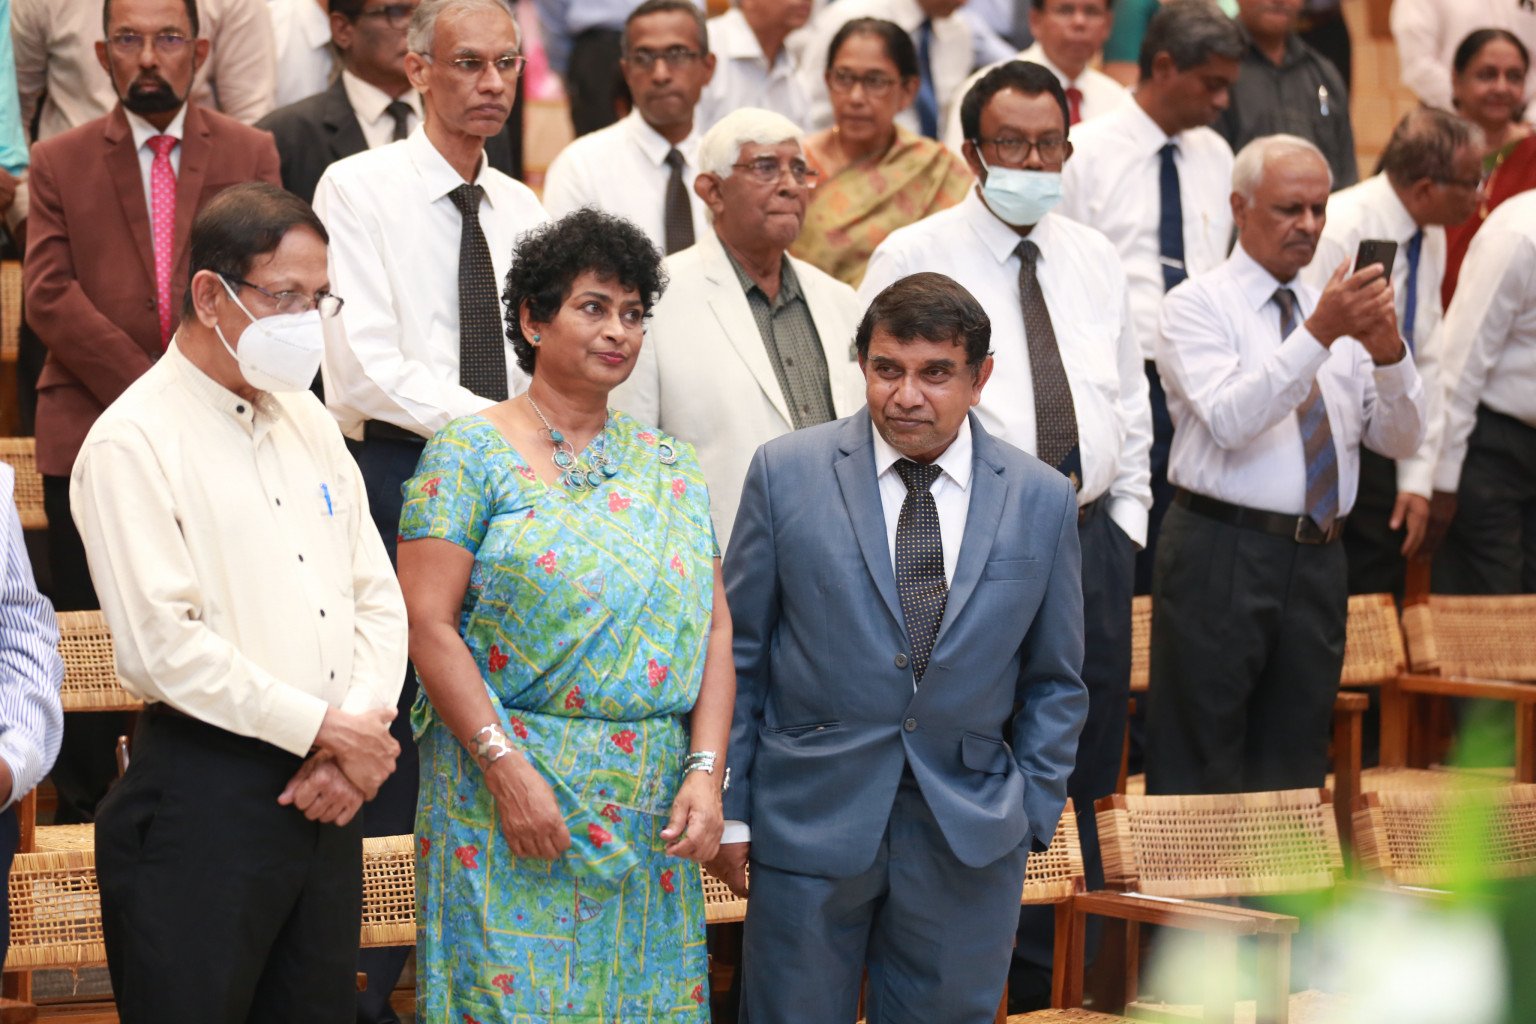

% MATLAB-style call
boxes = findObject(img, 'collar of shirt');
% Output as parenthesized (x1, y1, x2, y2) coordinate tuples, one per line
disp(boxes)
(1358, 172, 1421, 244)
(1229, 240, 1310, 313)
(871, 413, 975, 493)
(1241, 27, 1311, 71)
(624, 108, 701, 169)
(1121, 98, 1176, 156)
(125, 103, 188, 153)
(342, 70, 423, 130)
(164, 336, 282, 438)
(406, 125, 492, 204)
(961, 186, 1063, 267)
(724, 247, 804, 308)
(715, 7, 788, 73)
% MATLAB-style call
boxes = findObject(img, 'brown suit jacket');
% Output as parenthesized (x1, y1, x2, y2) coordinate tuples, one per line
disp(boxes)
(24, 103, 282, 476)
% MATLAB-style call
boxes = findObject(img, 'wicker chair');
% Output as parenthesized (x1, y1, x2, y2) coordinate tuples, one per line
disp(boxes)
(54, 611, 143, 713)
(1076, 788, 1345, 1024)
(1352, 783, 1536, 889)
(0, 262, 19, 366)
(0, 439, 46, 531)
(1383, 595, 1536, 782)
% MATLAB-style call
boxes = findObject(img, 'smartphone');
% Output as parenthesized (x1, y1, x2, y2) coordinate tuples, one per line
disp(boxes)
(1354, 239, 1397, 281)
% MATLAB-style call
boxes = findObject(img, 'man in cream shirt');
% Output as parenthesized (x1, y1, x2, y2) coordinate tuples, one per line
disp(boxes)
(72, 182, 406, 1022)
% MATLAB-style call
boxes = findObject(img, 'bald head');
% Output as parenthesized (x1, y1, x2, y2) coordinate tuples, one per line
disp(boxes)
(1232, 135, 1331, 282)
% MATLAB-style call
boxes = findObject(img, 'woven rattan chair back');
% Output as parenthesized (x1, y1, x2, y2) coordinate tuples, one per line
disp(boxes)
(0, 437, 47, 531)
(56, 610, 143, 712)
(1353, 784, 1536, 888)
(1096, 788, 1344, 899)
(1129, 596, 1151, 693)
(1341, 593, 1406, 686)
(361, 834, 417, 946)
(1401, 595, 1536, 680)
(1, 261, 20, 363)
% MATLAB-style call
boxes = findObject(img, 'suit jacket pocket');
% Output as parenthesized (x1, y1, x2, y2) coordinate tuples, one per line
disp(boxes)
(961, 732, 1013, 775)
(982, 558, 1042, 581)
(770, 721, 841, 738)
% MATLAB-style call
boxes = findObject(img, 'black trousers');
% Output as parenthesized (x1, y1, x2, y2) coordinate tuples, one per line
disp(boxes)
(1145, 501, 1348, 794)
(0, 805, 16, 954)
(1434, 405, 1536, 596)
(1344, 448, 1409, 601)
(348, 435, 425, 1024)
(1013, 505, 1134, 986)
(96, 710, 363, 1023)
(566, 28, 625, 137)
(41, 475, 123, 825)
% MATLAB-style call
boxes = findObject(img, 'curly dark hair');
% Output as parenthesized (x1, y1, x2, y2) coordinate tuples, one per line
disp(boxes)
(501, 209, 668, 376)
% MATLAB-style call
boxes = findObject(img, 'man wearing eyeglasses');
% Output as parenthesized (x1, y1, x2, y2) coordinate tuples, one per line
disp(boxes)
(543, 0, 716, 256)
(23, 0, 280, 827)
(858, 60, 1150, 1011)
(260, 0, 526, 205)
(71, 181, 408, 1023)
(612, 107, 865, 552)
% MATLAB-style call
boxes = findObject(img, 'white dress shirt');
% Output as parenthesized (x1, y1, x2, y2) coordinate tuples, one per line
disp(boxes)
(873, 413, 974, 586)
(341, 70, 422, 151)
(271, 0, 334, 108)
(1389, 0, 1536, 124)
(1157, 243, 1428, 517)
(942, 42, 1130, 153)
(71, 342, 408, 757)
(1303, 172, 1445, 498)
(124, 105, 186, 261)
(1433, 190, 1536, 492)
(313, 127, 549, 440)
(541, 109, 709, 255)
(1058, 100, 1234, 361)
(798, 0, 974, 134)
(697, 8, 810, 132)
(859, 190, 1153, 544)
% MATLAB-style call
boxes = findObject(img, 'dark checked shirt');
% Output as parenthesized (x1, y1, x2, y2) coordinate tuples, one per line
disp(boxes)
(726, 251, 836, 430)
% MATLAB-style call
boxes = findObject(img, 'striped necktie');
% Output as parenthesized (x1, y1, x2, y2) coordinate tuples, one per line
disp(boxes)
(1275, 288, 1338, 531)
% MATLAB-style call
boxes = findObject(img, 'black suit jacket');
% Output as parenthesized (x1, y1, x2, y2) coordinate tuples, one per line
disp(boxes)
(257, 78, 525, 204)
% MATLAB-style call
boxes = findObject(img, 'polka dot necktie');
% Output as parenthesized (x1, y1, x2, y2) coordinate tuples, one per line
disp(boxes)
(147, 134, 177, 348)
(663, 148, 695, 255)
(1275, 288, 1339, 532)
(894, 459, 947, 684)
(1016, 240, 1081, 489)
(449, 183, 508, 402)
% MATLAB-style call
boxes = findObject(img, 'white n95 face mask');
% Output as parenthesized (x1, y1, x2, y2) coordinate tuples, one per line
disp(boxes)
(977, 156, 1064, 228)
(215, 278, 325, 393)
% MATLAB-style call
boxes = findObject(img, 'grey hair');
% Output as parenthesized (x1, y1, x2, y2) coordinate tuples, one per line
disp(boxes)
(1138, 0, 1245, 80)
(1232, 134, 1332, 203)
(1380, 108, 1485, 188)
(407, 0, 519, 56)
(698, 108, 804, 178)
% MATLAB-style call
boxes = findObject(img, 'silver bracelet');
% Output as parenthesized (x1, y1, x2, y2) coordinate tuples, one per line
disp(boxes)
(682, 751, 729, 792)
(473, 723, 516, 770)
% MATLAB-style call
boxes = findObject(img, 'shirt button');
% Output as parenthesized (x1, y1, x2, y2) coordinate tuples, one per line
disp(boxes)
(894, 653, 909, 669)
(330, 670, 335, 680)
(297, 554, 304, 562)
(236, 404, 245, 414)
(319, 609, 326, 618)
(275, 498, 281, 506)
(903, 718, 917, 733)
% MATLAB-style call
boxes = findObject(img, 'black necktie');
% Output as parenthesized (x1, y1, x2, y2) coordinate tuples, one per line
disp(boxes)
(1275, 288, 1338, 531)
(894, 459, 947, 683)
(663, 148, 695, 255)
(386, 100, 412, 142)
(448, 183, 507, 401)
(1016, 240, 1081, 488)
(1159, 142, 1187, 291)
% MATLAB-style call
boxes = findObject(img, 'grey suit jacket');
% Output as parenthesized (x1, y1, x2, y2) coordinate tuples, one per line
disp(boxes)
(722, 409, 1089, 879)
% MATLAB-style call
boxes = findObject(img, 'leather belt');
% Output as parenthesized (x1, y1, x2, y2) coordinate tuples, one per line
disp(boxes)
(363, 420, 427, 446)
(1174, 488, 1346, 545)
(1077, 495, 1105, 526)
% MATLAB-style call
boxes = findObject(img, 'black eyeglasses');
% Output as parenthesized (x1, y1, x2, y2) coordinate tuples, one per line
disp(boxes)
(972, 135, 1070, 165)
(827, 68, 901, 97)
(108, 32, 190, 55)
(224, 276, 344, 318)
(626, 46, 703, 71)
(357, 3, 417, 30)
(731, 157, 819, 187)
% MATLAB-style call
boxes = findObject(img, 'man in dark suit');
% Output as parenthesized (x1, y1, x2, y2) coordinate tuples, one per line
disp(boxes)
(23, 0, 280, 822)
(258, 0, 523, 203)
(709, 272, 1089, 1023)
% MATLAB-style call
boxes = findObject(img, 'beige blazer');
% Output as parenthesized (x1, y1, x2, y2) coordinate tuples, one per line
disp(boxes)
(612, 228, 866, 551)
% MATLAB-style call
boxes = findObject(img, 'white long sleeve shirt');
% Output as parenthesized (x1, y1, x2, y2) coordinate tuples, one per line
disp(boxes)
(71, 342, 408, 757)
(1058, 100, 1234, 361)
(0, 464, 63, 809)
(313, 127, 548, 440)
(696, 8, 810, 132)
(1302, 172, 1446, 498)
(942, 42, 1130, 153)
(270, 0, 334, 108)
(1433, 190, 1536, 492)
(1389, 0, 1536, 123)
(860, 190, 1153, 545)
(1157, 243, 1428, 517)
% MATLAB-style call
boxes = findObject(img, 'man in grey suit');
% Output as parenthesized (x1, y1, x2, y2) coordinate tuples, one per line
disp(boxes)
(709, 273, 1089, 1023)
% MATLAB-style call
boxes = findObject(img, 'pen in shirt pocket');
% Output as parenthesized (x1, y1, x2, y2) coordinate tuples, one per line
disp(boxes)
(321, 483, 333, 517)
(1318, 85, 1330, 117)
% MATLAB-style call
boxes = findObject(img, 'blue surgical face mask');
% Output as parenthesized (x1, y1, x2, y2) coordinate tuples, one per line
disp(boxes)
(977, 156, 1063, 227)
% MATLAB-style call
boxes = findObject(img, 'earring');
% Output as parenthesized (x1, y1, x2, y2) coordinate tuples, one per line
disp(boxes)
(532, 333, 541, 343)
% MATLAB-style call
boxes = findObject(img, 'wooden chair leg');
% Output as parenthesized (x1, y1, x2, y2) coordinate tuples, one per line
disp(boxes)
(1517, 703, 1536, 784)
(0, 996, 37, 1023)
(1063, 907, 1088, 1008)
(1379, 678, 1410, 769)
(1050, 900, 1072, 1008)
(1332, 693, 1365, 856)
(1122, 919, 1140, 1009)
(0, 975, 29, 1006)
(1255, 933, 1292, 1024)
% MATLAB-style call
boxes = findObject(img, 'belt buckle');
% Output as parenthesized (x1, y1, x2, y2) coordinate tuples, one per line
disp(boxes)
(1294, 516, 1319, 545)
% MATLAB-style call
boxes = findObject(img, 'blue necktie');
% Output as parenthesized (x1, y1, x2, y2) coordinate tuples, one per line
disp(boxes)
(1276, 288, 1339, 532)
(1158, 142, 1186, 292)
(914, 19, 939, 139)
(1403, 229, 1423, 352)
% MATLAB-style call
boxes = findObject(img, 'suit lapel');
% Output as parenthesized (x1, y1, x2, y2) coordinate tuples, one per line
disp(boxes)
(171, 104, 211, 273)
(323, 79, 368, 162)
(833, 409, 905, 632)
(700, 233, 795, 426)
(935, 414, 1007, 645)
(104, 107, 157, 288)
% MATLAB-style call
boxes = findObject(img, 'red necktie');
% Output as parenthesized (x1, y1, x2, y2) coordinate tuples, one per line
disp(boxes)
(148, 134, 177, 347)
(1065, 87, 1083, 126)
